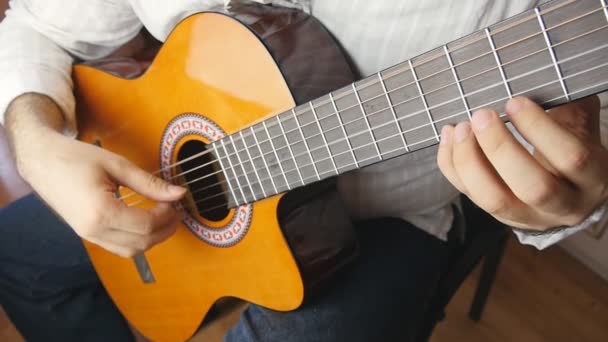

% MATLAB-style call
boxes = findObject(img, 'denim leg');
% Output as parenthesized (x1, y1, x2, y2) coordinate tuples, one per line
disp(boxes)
(0, 194, 135, 342)
(224, 218, 450, 342)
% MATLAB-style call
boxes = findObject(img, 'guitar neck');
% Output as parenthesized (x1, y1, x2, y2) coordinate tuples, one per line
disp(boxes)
(214, 0, 608, 208)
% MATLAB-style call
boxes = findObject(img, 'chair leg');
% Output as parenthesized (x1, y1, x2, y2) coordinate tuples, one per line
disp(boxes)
(468, 233, 508, 321)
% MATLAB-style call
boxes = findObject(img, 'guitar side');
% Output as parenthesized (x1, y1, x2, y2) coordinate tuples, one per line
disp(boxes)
(74, 4, 358, 340)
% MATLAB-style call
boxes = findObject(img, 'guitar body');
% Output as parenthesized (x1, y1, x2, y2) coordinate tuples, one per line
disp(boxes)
(74, 4, 357, 342)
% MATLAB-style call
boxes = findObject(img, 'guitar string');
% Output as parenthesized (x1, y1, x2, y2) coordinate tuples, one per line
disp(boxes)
(190, 71, 608, 212)
(195, 1, 608, 214)
(117, 3, 602, 202)
(196, 78, 608, 215)
(125, 2, 597, 191)
(125, 26, 608, 205)
(208, 47, 608, 201)
(125, 23, 608, 207)
(126, 53, 608, 209)
(162, 19, 608, 190)
(118, 3, 606, 202)
(212, 4, 607, 152)
(116, 1, 595, 202)
(211, 26, 608, 175)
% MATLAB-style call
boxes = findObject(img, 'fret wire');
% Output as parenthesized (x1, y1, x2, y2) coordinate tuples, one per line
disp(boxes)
(222, 41, 608, 179)
(126, 1, 608, 203)
(408, 59, 440, 142)
(183, 6, 608, 181)
(262, 121, 291, 190)
(443, 45, 473, 121)
(229, 135, 257, 201)
(211, 143, 238, 206)
(276, 115, 304, 186)
(351, 83, 382, 159)
(309, 102, 339, 175)
(329, 92, 359, 168)
(250, 126, 278, 194)
(218, 139, 246, 205)
(345, 21, 600, 128)
(203, 106, 546, 210)
(219, 40, 608, 185)
(485, 27, 513, 99)
(328, 7, 604, 121)
(196, 69, 608, 206)
(222, 50, 608, 187)
(352, 1, 576, 105)
(239, 131, 266, 198)
(270, 74, 592, 186)
(370, 0, 576, 90)
(556, 78, 608, 101)
(602, 0, 608, 22)
(293, 108, 321, 181)
(173, 20, 608, 193)
(535, 7, 570, 101)
(320, 1, 591, 115)
(377, 72, 409, 151)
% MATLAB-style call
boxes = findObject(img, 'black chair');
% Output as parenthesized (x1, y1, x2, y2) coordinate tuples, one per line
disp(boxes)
(416, 196, 510, 341)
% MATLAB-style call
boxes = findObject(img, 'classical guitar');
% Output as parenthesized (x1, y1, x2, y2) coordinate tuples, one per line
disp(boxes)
(73, 0, 608, 340)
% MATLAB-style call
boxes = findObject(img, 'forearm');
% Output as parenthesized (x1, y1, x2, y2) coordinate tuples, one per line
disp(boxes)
(5, 93, 66, 180)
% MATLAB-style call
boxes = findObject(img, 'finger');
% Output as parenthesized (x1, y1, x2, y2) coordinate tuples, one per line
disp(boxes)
(506, 96, 604, 188)
(451, 121, 533, 224)
(86, 236, 136, 258)
(437, 125, 466, 193)
(107, 221, 178, 252)
(105, 156, 186, 202)
(107, 199, 180, 235)
(471, 108, 578, 215)
(88, 222, 178, 258)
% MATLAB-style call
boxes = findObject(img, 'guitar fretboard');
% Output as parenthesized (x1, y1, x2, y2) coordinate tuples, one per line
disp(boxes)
(212, 0, 608, 208)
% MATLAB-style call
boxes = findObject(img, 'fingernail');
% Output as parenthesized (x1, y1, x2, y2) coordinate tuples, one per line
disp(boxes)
(472, 109, 494, 132)
(454, 122, 471, 143)
(440, 126, 452, 145)
(169, 184, 187, 195)
(506, 97, 525, 116)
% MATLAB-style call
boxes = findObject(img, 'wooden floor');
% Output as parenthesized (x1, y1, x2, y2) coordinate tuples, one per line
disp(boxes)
(2, 238, 608, 341)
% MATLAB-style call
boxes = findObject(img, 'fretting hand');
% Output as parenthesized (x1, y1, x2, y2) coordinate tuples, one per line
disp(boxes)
(437, 95, 608, 231)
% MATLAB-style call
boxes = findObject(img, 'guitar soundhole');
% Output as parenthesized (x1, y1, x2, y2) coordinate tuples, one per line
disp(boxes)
(177, 140, 229, 221)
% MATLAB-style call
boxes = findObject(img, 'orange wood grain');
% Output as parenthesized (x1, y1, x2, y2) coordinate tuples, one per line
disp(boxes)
(74, 13, 303, 342)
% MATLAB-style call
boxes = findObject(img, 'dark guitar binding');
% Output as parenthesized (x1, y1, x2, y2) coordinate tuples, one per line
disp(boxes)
(82, 2, 362, 299)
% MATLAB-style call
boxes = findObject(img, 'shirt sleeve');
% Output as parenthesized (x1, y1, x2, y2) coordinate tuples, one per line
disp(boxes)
(0, 0, 142, 136)
(513, 201, 608, 249)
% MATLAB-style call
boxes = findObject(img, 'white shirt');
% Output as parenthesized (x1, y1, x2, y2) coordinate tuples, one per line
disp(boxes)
(0, 0, 606, 249)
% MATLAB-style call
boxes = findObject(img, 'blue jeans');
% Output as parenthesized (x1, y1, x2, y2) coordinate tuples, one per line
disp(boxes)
(0, 194, 450, 341)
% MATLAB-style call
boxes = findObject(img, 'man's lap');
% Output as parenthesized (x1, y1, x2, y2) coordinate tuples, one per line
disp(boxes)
(225, 217, 449, 342)
(0, 194, 450, 341)
(0, 194, 135, 341)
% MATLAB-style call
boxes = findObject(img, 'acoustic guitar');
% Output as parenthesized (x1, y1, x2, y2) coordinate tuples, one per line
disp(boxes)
(72, 0, 608, 340)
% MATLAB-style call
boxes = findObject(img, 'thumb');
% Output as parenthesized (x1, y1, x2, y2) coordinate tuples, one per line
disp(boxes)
(105, 157, 186, 202)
